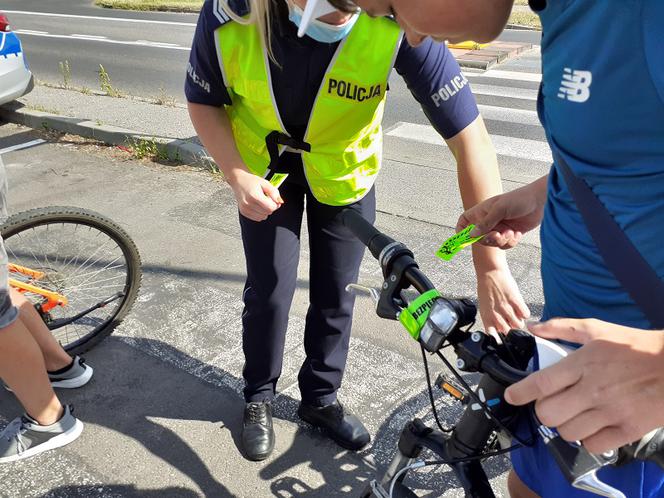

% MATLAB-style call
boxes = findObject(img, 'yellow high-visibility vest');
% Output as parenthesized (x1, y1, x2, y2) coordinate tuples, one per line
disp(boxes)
(216, 13, 402, 206)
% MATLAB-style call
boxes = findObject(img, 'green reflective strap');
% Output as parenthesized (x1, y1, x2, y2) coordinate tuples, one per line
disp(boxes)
(436, 224, 484, 261)
(398, 289, 442, 340)
(269, 173, 289, 188)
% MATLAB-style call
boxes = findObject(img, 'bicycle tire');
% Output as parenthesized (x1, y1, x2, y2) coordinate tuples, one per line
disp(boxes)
(0, 206, 142, 355)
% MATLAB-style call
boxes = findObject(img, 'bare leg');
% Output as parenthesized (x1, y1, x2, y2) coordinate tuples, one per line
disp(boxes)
(508, 470, 540, 498)
(0, 318, 63, 425)
(10, 288, 71, 371)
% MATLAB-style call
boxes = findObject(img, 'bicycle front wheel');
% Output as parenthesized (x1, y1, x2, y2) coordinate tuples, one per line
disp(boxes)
(1, 206, 142, 355)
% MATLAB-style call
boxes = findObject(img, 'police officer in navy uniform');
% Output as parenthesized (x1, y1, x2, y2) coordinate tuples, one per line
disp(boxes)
(185, 0, 530, 461)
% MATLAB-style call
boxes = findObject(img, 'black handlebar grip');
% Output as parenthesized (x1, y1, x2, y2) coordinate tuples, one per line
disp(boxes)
(340, 209, 395, 260)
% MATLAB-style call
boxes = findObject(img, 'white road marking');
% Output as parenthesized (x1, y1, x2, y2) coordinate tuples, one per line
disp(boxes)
(71, 34, 109, 40)
(10, 29, 47, 35)
(136, 40, 181, 48)
(387, 122, 552, 163)
(3, 10, 196, 27)
(474, 69, 542, 83)
(14, 30, 189, 51)
(468, 82, 538, 101)
(477, 104, 540, 127)
(0, 139, 47, 155)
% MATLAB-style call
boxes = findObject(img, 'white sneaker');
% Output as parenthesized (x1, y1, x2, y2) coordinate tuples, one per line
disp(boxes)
(3, 356, 93, 392)
(48, 356, 94, 389)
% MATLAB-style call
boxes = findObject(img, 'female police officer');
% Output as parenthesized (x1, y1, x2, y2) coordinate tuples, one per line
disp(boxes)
(185, 0, 529, 461)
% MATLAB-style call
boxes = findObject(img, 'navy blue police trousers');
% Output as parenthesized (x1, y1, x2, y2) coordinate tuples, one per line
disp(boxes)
(239, 165, 375, 407)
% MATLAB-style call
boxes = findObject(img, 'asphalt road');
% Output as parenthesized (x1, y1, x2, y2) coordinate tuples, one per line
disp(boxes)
(6, 1, 542, 125)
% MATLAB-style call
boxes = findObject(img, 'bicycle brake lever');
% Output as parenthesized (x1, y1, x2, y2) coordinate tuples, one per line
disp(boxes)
(345, 283, 381, 305)
(538, 425, 625, 498)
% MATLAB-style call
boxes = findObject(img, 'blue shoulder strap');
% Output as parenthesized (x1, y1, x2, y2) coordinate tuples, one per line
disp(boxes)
(553, 149, 664, 329)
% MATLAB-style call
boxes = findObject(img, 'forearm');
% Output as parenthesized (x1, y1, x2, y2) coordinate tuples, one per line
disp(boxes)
(187, 101, 249, 184)
(448, 117, 507, 270)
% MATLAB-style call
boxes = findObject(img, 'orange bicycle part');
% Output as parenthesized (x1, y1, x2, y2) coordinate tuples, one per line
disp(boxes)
(7, 263, 68, 313)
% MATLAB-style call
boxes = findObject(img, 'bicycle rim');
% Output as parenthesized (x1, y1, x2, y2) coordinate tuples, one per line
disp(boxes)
(1, 207, 141, 353)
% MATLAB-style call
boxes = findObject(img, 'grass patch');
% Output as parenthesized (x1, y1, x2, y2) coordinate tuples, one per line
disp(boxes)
(95, 0, 203, 12)
(508, 10, 541, 29)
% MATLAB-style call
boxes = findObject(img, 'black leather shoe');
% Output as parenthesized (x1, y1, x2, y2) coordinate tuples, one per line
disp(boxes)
(241, 401, 275, 461)
(297, 400, 370, 451)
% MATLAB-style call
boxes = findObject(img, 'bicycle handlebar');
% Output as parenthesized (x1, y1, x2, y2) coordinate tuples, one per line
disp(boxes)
(341, 208, 527, 385)
(341, 208, 395, 261)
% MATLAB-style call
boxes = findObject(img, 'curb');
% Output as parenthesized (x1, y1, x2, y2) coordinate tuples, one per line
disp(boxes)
(452, 41, 533, 70)
(0, 101, 212, 168)
(505, 23, 542, 31)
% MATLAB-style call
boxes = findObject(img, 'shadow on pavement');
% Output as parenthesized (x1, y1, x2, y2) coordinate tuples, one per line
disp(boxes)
(0, 334, 512, 497)
(41, 485, 199, 498)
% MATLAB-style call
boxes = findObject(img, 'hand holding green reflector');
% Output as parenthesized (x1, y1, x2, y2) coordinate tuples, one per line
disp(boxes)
(436, 225, 484, 261)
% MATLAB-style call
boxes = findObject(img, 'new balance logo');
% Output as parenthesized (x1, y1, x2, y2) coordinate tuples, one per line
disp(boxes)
(558, 68, 592, 103)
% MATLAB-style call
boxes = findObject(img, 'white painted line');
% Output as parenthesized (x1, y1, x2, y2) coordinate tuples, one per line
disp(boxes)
(71, 34, 109, 40)
(477, 104, 541, 127)
(3, 10, 196, 27)
(476, 69, 542, 83)
(13, 31, 189, 51)
(387, 122, 552, 163)
(12, 29, 48, 35)
(0, 139, 47, 155)
(468, 82, 538, 101)
(136, 40, 181, 48)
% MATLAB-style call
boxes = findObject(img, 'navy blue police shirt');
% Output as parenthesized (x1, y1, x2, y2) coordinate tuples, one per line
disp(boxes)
(186, 0, 479, 159)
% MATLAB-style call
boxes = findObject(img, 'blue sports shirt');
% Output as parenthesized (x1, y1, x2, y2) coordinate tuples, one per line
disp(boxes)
(513, 2, 664, 497)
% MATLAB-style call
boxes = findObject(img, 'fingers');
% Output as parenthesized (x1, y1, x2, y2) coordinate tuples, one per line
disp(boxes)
(481, 230, 522, 250)
(261, 181, 284, 205)
(582, 426, 634, 455)
(512, 294, 531, 322)
(527, 318, 603, 345)
(240, 206, 269, 222)
(485, 312, 510, 334)
(554, 408, 610, 443)
(456, 213, 472, 232)
(504, 356, 582, 406)
(469, 201, 509, 238)
(534, 383, 594, 428)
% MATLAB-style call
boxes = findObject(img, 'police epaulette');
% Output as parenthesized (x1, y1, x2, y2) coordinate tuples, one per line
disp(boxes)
(211, 0, 249, 26)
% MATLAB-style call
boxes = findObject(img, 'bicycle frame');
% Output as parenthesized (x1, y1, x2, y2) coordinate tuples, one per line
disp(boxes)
(8, 262, 68, 312)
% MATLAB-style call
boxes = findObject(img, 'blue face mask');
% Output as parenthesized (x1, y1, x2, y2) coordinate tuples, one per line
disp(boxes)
(288, 2, 358, 43)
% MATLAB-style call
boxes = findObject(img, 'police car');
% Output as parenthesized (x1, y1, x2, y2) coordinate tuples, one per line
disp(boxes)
(0, 12, 33, 106)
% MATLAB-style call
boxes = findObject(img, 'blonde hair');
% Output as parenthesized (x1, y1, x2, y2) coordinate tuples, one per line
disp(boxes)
(219, 0, 278, 62)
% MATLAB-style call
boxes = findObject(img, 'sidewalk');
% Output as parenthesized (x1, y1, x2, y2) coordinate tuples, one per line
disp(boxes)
(449, 41, 532, 70)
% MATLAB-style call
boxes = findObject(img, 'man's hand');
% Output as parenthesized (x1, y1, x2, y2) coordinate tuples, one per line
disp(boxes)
(505, 318, 664, 454)
(476, 266, 530, 334)
(228, 169, 283, 222)
(456, 176, 548, 249)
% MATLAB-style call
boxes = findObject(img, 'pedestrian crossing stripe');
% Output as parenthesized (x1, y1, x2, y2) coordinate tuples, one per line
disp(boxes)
(387, 122, 553, 164)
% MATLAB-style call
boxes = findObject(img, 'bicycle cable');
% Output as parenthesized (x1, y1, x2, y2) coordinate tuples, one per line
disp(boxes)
(436, 350, 535, 448)
(387, 445, 521, 498)
(420, 344, 453, 433)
